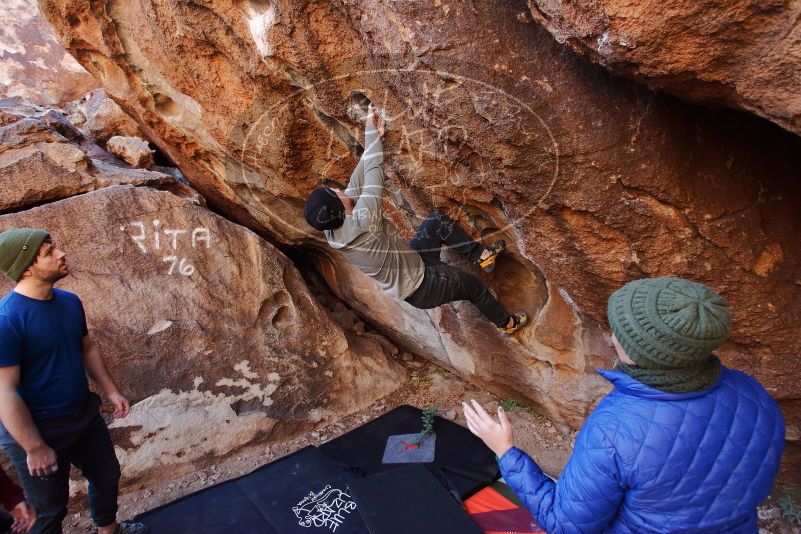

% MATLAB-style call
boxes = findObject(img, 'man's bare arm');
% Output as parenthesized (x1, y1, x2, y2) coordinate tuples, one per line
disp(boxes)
(82, 337, 129, 419)
(0, 366, 57, 476)
(82, 337, 118, 396)
(0, 366, 43, 451)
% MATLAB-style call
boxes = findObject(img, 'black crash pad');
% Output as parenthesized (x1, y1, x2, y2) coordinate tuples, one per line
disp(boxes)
(348, 463, 484, 534)
(320, 405, 499, 499)
(136, 446, 369, 534)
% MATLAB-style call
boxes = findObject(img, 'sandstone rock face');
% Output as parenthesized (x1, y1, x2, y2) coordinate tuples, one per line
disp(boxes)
(38, 0, 801, 480)
(0, 109, 404, 486)
(524, 0, 801, 136)
(0, 0, 99, 106)
(107, 135, 155, 168)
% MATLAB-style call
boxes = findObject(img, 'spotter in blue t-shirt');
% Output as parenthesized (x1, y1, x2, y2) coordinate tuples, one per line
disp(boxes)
(0, 288, 90, 419)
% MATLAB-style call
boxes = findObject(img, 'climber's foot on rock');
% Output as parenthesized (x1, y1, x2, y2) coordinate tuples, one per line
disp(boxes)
(478, 240, 506, 273)
(501, 311, 529, 335)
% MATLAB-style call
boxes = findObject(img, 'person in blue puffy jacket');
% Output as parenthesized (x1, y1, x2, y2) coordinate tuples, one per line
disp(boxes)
(463, 277, 785, 533)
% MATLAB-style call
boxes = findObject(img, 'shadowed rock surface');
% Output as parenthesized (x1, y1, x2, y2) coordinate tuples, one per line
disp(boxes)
(525, 0, 801, 137)
(35, 0, 801, 480)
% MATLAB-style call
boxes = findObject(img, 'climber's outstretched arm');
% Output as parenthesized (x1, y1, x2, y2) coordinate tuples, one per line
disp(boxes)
(350, 104, 385, 224)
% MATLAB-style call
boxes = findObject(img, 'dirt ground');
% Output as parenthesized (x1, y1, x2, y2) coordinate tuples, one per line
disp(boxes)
(61, 352, 799, 533)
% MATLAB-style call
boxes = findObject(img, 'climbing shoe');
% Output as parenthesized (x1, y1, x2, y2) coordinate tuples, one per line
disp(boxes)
(501, 311, 529, 335)
(478, 240, 506, 272)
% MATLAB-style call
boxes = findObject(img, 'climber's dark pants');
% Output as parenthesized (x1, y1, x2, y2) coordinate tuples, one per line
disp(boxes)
(405, 211, 510, 327)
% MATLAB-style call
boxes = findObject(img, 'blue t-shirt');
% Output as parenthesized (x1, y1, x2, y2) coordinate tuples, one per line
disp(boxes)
(0, 288, 90, 419)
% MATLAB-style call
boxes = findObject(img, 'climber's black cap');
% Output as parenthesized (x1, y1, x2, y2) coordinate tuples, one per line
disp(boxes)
(304, 187, 346, 231)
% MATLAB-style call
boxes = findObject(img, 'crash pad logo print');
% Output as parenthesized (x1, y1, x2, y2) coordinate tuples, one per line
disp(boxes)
(292, 484, 357, 531)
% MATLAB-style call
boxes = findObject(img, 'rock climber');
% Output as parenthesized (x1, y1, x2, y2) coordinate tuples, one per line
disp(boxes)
(0, 228, 148, 534)
(463, 277, 785, 533)
(303, 103, 528, 335)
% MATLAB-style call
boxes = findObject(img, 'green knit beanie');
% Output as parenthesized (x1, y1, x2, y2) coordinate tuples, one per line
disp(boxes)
(0, 228, 49, 282)
(608, 277, 731, 370)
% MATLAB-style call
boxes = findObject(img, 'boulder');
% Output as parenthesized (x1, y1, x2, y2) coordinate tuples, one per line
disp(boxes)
(0, 104, 196, 212)
(106, 135, 155, 169)
(524, 1, 801, 137)
(0, 186, 404, 485)
(38, 0, 801, 480)
(65, 89, 147, 145)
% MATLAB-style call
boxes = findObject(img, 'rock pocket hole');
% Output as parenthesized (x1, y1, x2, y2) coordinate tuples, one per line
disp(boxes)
(153, 93, 180, 121)
(258, 289, 293, 329)
(348, 92, 371, 119)
(270, 304, 292, 327)
(487, 249, 548, 321)
(461, 205, 550, 321)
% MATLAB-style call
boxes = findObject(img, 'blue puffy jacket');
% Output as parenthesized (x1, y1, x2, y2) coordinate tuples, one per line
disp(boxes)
(500, 367, 785, 533)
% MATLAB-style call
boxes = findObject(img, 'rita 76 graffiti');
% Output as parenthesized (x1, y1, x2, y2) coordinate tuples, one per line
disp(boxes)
(120, 219, 212, 276)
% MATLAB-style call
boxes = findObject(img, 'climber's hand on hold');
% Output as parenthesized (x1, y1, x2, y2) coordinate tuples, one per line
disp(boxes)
(367, 103, 385, 137)
(462, 399, 514, 457)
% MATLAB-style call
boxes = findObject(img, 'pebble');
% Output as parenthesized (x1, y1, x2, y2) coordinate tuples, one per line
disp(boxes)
(757, 507, 780, 520)
(443, 410, 457, 421)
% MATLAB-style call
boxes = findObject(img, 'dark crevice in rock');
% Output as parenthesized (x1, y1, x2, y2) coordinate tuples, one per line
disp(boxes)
(282, 244, 370, 331)
(0, 196, 77, 217)
(281, 243, 402, 362)
(150, 142, 177, 167)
